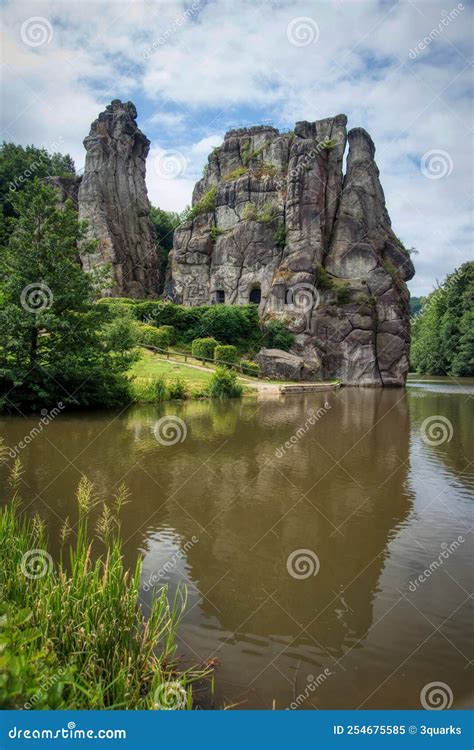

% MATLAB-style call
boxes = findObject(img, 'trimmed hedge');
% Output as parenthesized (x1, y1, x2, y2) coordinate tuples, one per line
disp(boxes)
(135, 323, 169, 349)
(240, 359, 260, 376)
(191, 337, 218, 360)
(157, 325, 178, 345)
(214, 345, 237, 368)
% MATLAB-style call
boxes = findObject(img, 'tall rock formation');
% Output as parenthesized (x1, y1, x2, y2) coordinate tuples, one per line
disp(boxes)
(166, 117, 415, 386)
(78, 100, 159, 297)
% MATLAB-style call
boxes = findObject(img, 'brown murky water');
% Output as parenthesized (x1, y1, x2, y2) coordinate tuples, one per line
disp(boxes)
(1, 378, 473, 709)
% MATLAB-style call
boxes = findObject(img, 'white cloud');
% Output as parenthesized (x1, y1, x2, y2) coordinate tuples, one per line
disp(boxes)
(1, 0, 472, 295)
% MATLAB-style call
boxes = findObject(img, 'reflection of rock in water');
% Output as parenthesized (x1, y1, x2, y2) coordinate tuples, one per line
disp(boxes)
(140, 390, 413, 657)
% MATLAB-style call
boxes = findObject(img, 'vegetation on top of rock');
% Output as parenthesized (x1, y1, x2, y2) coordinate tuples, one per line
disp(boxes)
(274, 222, 286, 249)
(241, 140, 270, 165)
(252, 162, 278, 179)
(411, 262, 473, 376)
(222, 166, 248, 181)
(243, 201, 277, 223)
(314, 264, 335, 290)
(210, 225, 224, 242)
(318, 136, 338, 150)
(186, 186, 217, 221)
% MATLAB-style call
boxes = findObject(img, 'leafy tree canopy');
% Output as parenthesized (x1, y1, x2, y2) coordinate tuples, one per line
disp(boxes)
(411, 262, 473, 377)
(0, 179, 135, 412)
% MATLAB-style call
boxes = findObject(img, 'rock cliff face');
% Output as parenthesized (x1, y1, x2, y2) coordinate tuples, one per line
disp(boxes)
(78, 100, 159, 297)
(166, 117, 414, 385)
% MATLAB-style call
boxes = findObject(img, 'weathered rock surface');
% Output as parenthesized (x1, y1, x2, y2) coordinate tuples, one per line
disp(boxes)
(166, 117, 414, 385)
(78, 100, 159, 297)
(255, 349, 321, 382)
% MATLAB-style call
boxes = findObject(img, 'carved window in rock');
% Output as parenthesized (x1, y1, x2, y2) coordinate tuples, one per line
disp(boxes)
(249, 286, 261, 304)
(216, 290, 225, 304)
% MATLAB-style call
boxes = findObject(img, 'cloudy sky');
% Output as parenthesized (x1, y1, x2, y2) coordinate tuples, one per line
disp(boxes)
(1, 0, 472, 295)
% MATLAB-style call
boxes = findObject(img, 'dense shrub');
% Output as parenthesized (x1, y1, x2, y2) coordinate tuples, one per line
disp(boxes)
(135, 323, 169, 349)
(314, 265, 334, 290)
(240, 359, 260, 376)
(214, 345, 238, 367)
(158, 325, 178, 345)
(335, 285, 351, 305)
(155, 376, 168, 402)
(191, 337, 218, 360)
(168, 377, 187, 399)
(263, 320, 295, 351)
(186, 186, 217, 221)
(195, 304, 260, 346)
(207, 368, 243, 399)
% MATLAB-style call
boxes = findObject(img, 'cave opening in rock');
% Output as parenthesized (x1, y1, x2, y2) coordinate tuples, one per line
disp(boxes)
(249, 286, 261, 304)
(216, 290, 225, 304)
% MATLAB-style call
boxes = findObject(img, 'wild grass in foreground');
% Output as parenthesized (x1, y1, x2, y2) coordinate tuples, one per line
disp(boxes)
(0, 459, 209, 709)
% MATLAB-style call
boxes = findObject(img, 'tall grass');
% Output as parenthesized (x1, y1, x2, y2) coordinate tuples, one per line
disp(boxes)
(0, 457, 209, 709)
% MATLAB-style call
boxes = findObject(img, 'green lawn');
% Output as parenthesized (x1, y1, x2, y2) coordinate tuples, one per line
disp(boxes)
(128, 348, 220, 401)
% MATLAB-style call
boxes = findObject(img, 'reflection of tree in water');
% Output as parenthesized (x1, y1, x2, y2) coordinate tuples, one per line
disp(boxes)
(141, 389, 414, 658)
(408, 385, 473, 486)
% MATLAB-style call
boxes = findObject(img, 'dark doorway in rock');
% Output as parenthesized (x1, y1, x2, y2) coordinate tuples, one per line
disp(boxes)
(249, 286, 261, 304)
(216, 290, 225, 304)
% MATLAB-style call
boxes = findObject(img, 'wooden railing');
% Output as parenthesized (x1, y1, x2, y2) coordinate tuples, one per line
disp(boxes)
(139, 345, 263, 379)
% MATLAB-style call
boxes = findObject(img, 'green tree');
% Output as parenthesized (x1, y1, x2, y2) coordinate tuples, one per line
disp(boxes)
(411, 262, 474, 376)
(149, 206, 181, 292)
(0, 142, 75, 243)
(0, 180, 134, 411)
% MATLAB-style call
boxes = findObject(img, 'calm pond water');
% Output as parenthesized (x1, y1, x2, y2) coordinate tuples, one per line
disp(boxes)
(1, 378, 473, 709)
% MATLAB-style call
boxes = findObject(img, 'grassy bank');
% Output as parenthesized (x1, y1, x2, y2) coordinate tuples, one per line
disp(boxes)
(128, 348, 246, 402)
(0, 459, 209, 709)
